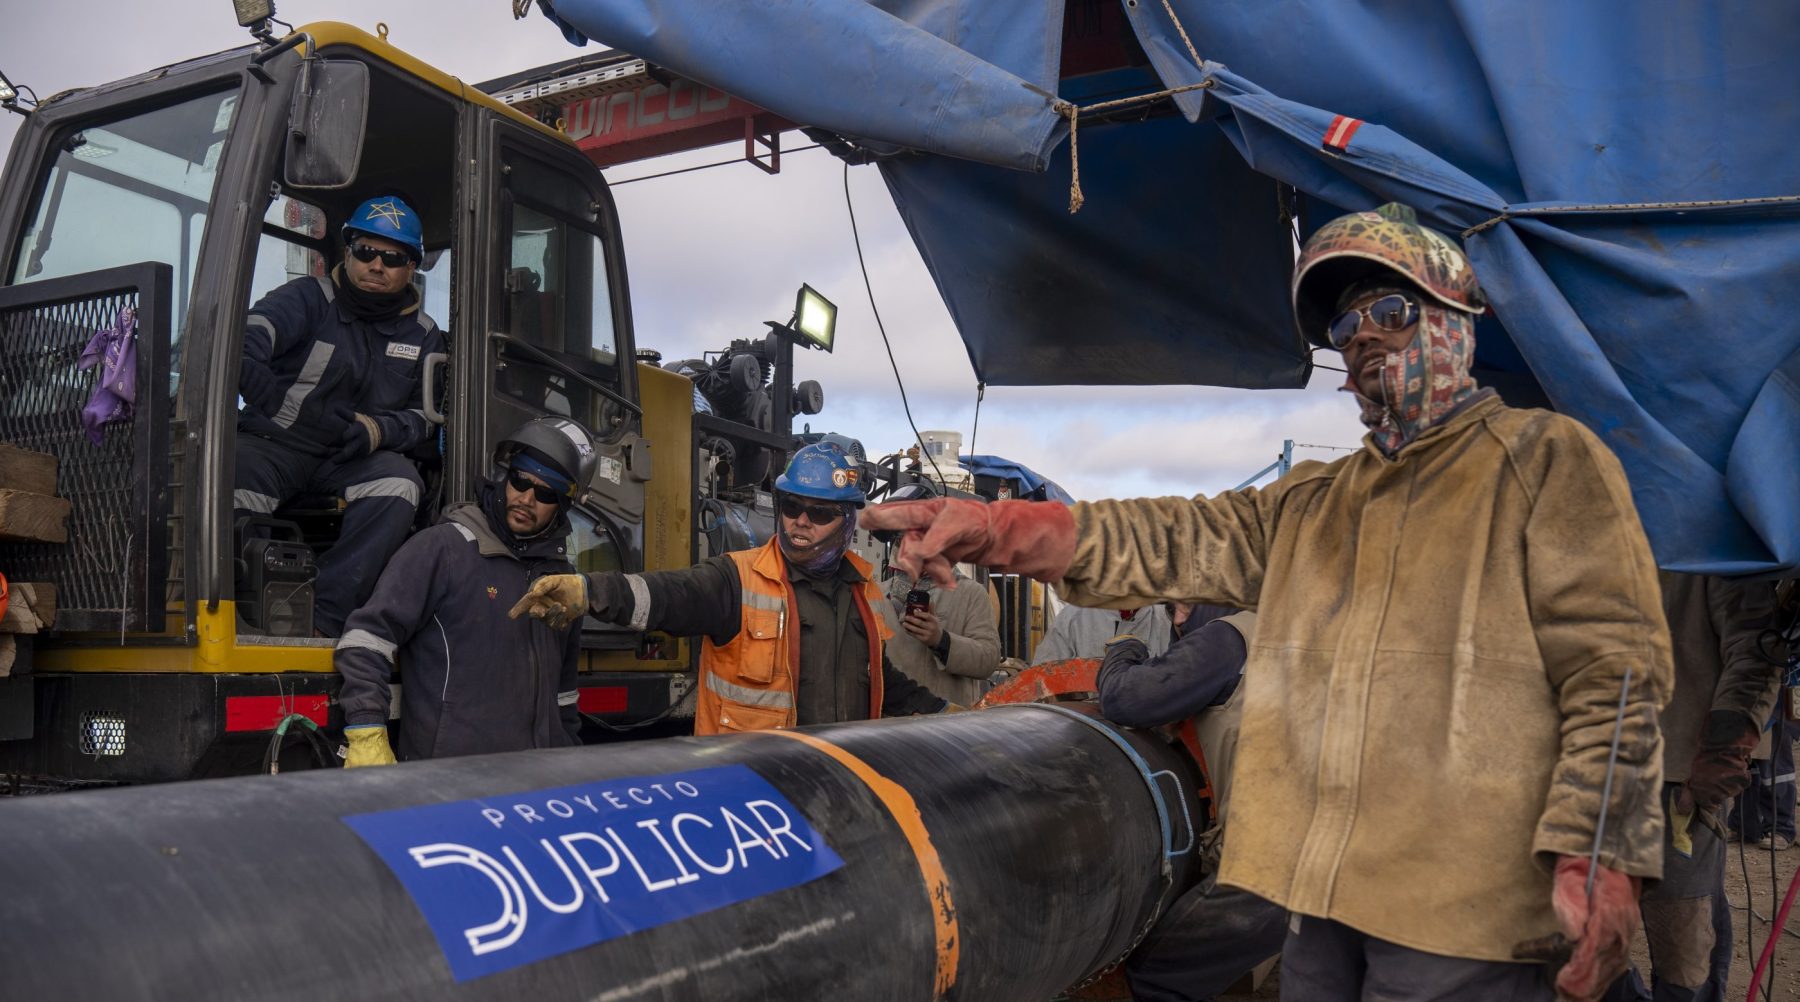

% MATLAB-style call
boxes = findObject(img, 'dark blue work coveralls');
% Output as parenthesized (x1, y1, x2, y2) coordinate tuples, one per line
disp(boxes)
(234, 272, 446, 635)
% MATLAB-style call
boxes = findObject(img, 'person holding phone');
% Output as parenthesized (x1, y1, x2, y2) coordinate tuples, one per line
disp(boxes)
(874, 566, 1002, 706)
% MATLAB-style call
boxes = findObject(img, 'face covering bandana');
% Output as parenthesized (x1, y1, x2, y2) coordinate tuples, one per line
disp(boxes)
(779, 505, 857, 576)
(1341, 300, 1478, 456)
(332, 262, 415, 322)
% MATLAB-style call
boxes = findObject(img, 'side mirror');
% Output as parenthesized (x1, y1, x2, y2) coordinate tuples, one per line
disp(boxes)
(284, 58, 368, 189)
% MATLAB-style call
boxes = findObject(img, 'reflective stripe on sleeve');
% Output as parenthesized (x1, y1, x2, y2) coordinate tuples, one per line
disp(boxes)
(557, 690, 579, 707)
(337, 628, 398, 663)
(246, 314, 278, 347)
(625, 573, 651, 632)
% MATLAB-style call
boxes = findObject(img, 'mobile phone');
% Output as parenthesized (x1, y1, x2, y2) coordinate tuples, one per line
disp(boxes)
(904, 589, 931, 616)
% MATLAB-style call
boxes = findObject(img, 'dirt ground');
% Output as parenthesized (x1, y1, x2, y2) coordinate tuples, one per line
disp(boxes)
(1210, 838, 1800, 1001)
(1719, 834, 1800, 1002)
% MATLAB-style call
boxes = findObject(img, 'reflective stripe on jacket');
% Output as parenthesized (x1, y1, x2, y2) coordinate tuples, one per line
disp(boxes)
(695, 538, 890, 735)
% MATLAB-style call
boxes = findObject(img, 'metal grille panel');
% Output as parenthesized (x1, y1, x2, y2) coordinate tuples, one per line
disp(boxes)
(0, 263, 172, 631)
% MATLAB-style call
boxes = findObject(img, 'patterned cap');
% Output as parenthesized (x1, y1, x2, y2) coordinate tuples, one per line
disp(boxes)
(1291, 202, 1486, 349)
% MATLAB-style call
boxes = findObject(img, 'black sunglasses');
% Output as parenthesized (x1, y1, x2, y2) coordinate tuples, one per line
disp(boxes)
(507, 471, 564, 505)
(348, 242, 414, 269)
(1326, 293, 1420, 350)
(778, 496, 845, 524)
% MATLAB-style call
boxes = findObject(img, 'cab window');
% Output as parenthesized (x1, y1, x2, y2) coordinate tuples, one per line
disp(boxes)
(495, 155, 623, 436)
(10, 89, 239, 354)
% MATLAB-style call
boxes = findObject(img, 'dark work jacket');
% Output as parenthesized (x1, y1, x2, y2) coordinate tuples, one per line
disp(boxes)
(336, 497, 581, 761)
(587, 557, 945, 725)
(240, 272, 446, 456)
(1097, 606, 1250, 728)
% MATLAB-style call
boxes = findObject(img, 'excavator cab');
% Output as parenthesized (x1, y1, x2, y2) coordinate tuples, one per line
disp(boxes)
(0, 23, 671, 783)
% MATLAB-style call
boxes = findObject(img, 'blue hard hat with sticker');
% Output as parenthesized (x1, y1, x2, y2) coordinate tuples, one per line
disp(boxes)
(342, 195, 424, 260)
(775, 442, 866, 507)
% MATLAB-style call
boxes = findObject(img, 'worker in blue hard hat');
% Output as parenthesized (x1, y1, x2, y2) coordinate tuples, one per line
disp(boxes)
(232, 193, 446, 636)
(511, 442, 952, 733)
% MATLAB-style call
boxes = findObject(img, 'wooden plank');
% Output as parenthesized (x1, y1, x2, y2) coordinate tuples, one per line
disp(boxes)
(0, 444, 57, 496)
(0, 635, 27, 677)
(0, 583, 56, 633)
(0, 490, 71, 543)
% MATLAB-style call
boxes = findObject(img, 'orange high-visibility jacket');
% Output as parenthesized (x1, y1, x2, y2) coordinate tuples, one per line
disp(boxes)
(694, 538, 891, 735)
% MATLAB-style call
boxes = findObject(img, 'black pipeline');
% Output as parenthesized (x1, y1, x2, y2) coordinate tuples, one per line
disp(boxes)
(0, 703, 1202, 1000)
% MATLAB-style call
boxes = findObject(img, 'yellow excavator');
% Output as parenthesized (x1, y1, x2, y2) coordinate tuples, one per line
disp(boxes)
(0, 19, 843, 784)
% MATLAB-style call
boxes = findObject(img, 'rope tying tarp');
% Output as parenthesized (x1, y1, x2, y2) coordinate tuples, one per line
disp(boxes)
(1060, 0, 1212, 213)
(1060, 81, 1213, 213)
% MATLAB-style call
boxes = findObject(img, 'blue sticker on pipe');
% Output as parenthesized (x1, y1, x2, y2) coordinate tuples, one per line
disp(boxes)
(343, 764, 844, 981)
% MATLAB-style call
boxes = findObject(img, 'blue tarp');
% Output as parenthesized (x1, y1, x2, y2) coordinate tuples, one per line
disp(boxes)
(959, 454, 1077, 504)
(537, 0, 1800, 576)
(535, 0, 1067, 170)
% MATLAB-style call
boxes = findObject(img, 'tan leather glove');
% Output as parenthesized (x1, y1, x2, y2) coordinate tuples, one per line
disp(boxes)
(343, 725, 396, 768)
(508, 573, 590, 630)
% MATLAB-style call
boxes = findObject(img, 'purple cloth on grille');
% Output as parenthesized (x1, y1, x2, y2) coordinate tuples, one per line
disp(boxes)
(77, 306, 138, 444)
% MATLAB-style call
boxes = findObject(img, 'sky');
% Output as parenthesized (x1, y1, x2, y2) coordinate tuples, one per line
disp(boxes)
(0, 0, 1368, 501)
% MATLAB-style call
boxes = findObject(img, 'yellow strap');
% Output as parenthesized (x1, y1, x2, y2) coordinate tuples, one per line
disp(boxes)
(762, 730, 959, 995)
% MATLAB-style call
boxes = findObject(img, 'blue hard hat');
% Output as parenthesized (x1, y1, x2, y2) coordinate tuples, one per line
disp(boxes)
(341, 195, 424, 261)
(776, 442, 866, 507)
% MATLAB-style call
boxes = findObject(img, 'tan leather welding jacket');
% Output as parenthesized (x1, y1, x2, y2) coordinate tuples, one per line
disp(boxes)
(1059, 395, 1673, 962)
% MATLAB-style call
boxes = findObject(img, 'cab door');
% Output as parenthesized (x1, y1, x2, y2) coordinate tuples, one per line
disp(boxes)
(470, 120, 648, 638)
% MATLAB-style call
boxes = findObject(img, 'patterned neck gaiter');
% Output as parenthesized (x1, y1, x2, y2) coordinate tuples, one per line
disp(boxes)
(778, 505, 858, 576)
(1341, 302, 1479, 456)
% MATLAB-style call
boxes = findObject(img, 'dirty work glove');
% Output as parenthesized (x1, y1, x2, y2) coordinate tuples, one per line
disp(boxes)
(239, 358, 282, 416)
(860, 499, 1076, 589)
(332, 413, 382, 465)
(343, 725, 396, 768)
(1550, 855, 1642, 1002)
(1681, 708, 1761, 814)
(509, 573, 591, 630)
(939, 701, 969, 713)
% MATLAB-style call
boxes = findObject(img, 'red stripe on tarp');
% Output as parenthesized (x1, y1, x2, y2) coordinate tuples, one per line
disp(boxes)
(579, 686, 629, 715)
(1324, 114, 1364, 150)
(224, 694, 330, 732)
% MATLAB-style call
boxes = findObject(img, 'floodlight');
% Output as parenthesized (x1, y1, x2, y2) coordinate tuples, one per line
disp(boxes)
(0, 70, 15, 106)
(791, 284, 837, 353)
(232, 0, 277, 27)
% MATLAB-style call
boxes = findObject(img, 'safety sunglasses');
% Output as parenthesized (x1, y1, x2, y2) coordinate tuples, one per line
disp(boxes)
(778, 496, 845, 524)
(348, 242, 413, 269)
(507, 471, 564, 505)
(1326, 293, 1420, 350)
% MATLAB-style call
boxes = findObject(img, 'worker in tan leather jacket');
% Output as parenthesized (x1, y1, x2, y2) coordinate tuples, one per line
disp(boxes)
(865, 203, 1674, 1002)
